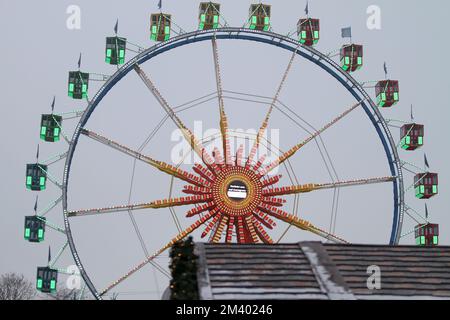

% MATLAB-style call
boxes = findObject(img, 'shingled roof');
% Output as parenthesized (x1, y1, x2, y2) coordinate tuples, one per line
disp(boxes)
(194, 242, 450, 300)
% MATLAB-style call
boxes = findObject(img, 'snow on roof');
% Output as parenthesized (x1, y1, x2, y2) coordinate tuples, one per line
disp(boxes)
(194, 242, 450, 300)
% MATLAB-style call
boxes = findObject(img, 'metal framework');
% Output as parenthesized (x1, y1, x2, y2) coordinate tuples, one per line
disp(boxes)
(0, 17, 398, 300)
(55, 27, 406, 299)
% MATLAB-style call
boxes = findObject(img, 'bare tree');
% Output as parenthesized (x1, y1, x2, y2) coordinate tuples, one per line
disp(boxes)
(0, 273, 36, 300)
(43, 286, 92, 300)
(109, 292, 119, 300)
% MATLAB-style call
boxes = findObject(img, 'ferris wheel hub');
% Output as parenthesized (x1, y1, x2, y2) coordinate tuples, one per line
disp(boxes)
(226, 180, 248, 202)
(210, 165, 263, 218)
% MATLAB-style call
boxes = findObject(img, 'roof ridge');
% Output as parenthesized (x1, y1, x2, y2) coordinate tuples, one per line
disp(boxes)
(299, 241, 356, 300)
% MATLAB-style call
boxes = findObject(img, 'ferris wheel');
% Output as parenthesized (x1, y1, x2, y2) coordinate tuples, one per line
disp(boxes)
(24, 2, 440, 299)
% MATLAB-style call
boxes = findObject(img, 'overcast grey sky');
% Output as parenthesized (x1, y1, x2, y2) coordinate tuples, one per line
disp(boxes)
(1, 0, 449, 299)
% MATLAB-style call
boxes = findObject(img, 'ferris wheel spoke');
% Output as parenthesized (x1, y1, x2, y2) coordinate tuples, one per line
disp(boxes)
(193, 163, 215, 183)
(263, 196, 287, 207)
(66, 195, 212, 218)
(298, 222, 348, 244)
(225, 216, 235, 243)
(254, 209, 277, 230)
(38, 165, 62, 189)
(66, 203, 160, 217)
(99, 209, 219, 297)
(246, 45, 300, 168)
(236, 217, 246, 244)
(133, 64, 218, 173)
(261, 99, 366, 176)
(253, 218, 274, 244)
(235, 144, 245, 167)
(211, 215, 229, 243)
(258, 204, 348, 244)
(185, 202, 215, 217)
(244, 215, 260, 243)
(81, 129, 211, 187)
(147, 195, 213, 209)
(263, 176, 396, 197)
(201, 213, 221, 239)
(211, 37, 232, 165)
(252, 154, 267, 172)
(212, 147, 225, 165)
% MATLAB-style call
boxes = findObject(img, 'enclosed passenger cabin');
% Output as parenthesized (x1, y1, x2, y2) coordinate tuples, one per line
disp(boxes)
(68, 71, 89, 100)
(26, 164, 47, 191)
(340, 44, 363, 72)
(400, 123, 424, 151)
(249, 3, 271, 31)
(199, 2, 220, 30)
(415, 223, 439, 246)
(36, 267, 58, 293)
(24, 216, 46, 243)
(150, 13, 171, 42)
(105, 36, 127, 65)
(414, 172, 438, 199)
(375, 80, 399, 108)
(297, 18, 320, 46)
(40, 114, 62, 143)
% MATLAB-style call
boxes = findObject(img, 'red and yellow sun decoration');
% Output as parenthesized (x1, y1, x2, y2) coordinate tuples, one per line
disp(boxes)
(74, 112, 393, 246)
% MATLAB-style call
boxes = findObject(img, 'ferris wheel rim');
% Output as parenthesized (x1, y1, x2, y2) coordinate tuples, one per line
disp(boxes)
(61, 27, 405, 300)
